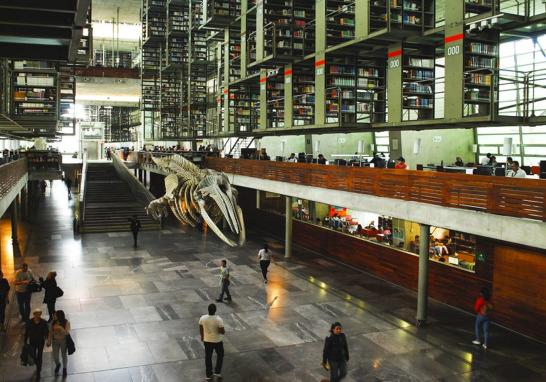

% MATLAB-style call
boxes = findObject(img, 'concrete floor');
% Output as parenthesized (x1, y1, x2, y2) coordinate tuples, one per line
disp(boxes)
(0, 180, 545, 382)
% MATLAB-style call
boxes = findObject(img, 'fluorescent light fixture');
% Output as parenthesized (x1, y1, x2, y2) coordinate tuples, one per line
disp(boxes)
(91, 21, 141, 41)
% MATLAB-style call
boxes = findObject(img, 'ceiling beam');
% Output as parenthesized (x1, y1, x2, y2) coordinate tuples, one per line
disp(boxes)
(0, 42, 69, 61)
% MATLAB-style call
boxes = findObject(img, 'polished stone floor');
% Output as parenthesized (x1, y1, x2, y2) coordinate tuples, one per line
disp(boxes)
(1, 181, 545, 382)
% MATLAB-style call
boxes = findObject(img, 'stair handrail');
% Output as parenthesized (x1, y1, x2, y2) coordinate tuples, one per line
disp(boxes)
(112, 154, 156, 205)
(78, 151, 88, 226)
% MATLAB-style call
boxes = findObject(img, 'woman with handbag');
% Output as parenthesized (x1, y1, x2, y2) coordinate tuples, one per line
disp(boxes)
(47, 310, 71, 377)
(40, 272, 61, 322)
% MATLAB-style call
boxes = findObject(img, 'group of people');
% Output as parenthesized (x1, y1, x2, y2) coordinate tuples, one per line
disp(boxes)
(0, 248, 495, 382)
(0, 148, 20, 165)
(2, 263, 71, 380)
(481, 154, 527, 177)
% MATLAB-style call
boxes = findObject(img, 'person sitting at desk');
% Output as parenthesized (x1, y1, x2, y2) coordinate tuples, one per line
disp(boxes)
(395, 157, 408, 169)
(489, 155, 498, 167)
(432, 240, 449, 258)
(317, 154, 327, 165)
(286, 153, 297, 163)
(506, 160, 527, 178)
(481, 153, 492, 165)
(454, 157, 464, 167)
(506, 156, 514, 168)
(370, 153, 385, 168)
(366, 221, 376, 229)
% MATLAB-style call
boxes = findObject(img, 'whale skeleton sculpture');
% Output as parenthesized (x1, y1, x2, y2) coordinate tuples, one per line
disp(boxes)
(145, 154, 246, 247)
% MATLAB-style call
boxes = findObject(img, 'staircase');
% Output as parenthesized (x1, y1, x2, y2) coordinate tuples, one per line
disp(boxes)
(81, 163, 160, 233)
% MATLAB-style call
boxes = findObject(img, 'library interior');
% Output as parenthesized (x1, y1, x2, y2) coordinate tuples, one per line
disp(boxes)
(0, 0, 546, 381)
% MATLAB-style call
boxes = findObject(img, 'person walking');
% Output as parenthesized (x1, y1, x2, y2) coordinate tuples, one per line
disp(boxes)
(199, 303, 225, 381)
(472, 287, 493, 349)
(47, 310, 71, 377)
(39, 272, 58, 322)
(258, 244, 274, 283)
(15, 263, 34, 322)
(25, 309, 49, 380)
(216, 260, 231, 302)
(65, 177, 72, 198)
(322, 322, 350, 382)
(0, 271, 10, 331)
(129, 215, 141, 248)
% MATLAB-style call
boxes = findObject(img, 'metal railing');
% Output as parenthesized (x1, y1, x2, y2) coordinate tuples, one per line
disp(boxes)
(0, 158, 27, 201)
(78, 151, 88, 224)
(205, 157, 546, 222)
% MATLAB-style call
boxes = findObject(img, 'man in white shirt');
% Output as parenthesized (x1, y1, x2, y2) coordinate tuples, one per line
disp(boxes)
(481, 153, 492, 165)
(216, 260, 231, 302)
(506, 161, 527, 178)
(15, 263, 34, 321)
(199, 303, 225, 381)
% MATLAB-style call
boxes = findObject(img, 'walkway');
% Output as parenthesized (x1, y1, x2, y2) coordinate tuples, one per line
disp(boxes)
(0, 181, 545, 381)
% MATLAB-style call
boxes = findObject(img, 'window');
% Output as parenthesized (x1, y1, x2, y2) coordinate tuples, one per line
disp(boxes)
(292, 200, 477, 272)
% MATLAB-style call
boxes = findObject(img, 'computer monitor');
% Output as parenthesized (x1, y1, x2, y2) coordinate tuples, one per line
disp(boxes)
(494, 167, 506, 177)
(475, 166, 493, 176)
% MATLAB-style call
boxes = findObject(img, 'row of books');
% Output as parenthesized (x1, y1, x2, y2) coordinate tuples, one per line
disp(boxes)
(407, 57, 434, 68)
(467, 42, 497, 55)
(403, 83, 433, 93)
(404, 69, 434, 80)
(467, 73, 492, 85)
(404, 97, 432, 107)
(16, 75, 55, 87)
(465, 56, 495, 68)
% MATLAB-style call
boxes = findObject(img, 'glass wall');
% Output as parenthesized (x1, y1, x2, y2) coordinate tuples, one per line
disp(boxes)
(290, 198, 477, 273)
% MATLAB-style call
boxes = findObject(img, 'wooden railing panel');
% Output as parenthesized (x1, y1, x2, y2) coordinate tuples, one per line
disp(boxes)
(202, 157, 546, 222)
(0, 159, 28, 200)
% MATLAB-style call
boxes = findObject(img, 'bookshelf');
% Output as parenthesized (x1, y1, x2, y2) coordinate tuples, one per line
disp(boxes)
(402, 46, 435, 121)
(325, 56, 386, 125)
(203, 0, 241, 27)
(293, 63, 314, 126)
(465, 0, 495, 16)
(108, 107, 140, 142)
(464, 31, 498, 117)
(58, 66, 76, 135)
(256, 0, 315, 62)
(143, 0, 166, 44)
(11, 62, 58, 120)
(326, 0, 355, 47)
(166, 0, 190, 68)
(266, 68, 284, 128)
(370, 0, 388, 32)
(229, 83, 259, 132)
(371, 0, 435, 33)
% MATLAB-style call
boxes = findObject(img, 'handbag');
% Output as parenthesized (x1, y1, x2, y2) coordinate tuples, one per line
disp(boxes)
(56, 286, 64, 298)
(66, 334, 76, 355)
(27, 280, 41, 293)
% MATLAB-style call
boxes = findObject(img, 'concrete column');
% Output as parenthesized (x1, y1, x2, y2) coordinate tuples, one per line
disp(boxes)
(417, 223, 431, 326)
(11, 199, 18, 245)
(308, 200, 316, 223)
(143, 170, 147, 187)
(256, 190, 261, 209)
(138, 169, 143, 183)
(134, 168, 138, 177)
(20, 186, 27, 220)
(285, 195, 293, 258)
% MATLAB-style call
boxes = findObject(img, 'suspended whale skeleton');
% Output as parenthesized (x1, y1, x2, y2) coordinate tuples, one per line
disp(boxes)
(145, 154, 246, 247)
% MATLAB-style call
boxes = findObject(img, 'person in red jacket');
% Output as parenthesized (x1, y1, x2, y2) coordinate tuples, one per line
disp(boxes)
(472, 287, 493, 349)
(395, 157, 408, 169)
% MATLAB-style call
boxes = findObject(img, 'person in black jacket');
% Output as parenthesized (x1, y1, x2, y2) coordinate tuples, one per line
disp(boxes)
(322, 322, 349, 382)
(129, 215, 141, 248)
(39, 272, 58, 322)
(25, 309, 49, 380)
(0, 271, 10, 330)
